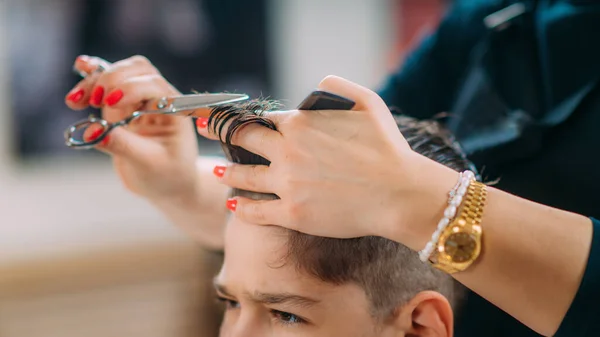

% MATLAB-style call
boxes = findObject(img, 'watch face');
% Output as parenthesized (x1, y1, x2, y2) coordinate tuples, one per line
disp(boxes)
(444, 233, 477, 263)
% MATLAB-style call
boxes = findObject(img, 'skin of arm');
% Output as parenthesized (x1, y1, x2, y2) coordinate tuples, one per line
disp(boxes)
(390, 154, 593, 337)
(150, 156, 229, 251)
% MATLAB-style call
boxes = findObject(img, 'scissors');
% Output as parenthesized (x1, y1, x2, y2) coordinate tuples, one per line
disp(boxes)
(64, 92, 249, 149)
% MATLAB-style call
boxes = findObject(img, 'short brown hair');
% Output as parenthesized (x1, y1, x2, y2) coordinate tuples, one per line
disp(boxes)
(208, 101, 469, 317)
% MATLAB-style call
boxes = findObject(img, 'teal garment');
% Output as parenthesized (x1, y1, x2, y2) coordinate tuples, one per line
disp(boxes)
(555, 218, 600, 337)
(379, 0, 600, 336)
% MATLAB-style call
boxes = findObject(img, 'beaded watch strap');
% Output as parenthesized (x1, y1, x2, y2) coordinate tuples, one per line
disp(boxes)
(419, 170, 475, 262)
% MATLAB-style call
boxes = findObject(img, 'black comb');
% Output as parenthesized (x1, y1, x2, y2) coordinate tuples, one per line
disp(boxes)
(297, 90, 356, 111)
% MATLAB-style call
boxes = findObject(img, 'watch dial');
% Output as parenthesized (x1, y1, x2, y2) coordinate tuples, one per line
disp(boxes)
(444, 233, 476, 263)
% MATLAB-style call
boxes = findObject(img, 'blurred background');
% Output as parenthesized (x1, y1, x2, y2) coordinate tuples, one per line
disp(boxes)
(0, 0, 446, 336)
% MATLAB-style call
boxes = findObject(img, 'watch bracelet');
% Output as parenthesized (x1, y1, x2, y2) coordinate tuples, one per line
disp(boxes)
(458, 181, 486, 226)
(430, 181, 487, 273)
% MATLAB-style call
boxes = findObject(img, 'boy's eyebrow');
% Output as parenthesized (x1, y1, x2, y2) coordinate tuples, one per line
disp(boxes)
(252, 291, 321, 309)
(213, 278, 320, 309)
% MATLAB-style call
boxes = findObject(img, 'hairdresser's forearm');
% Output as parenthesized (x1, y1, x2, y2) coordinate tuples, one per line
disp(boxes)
(393, 160, 593, 336)
(151, 156, 228, 251)
(457, 188, 591, 336)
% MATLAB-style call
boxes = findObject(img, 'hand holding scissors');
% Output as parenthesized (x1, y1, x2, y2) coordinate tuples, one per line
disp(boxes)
(64, 92, 248, 149)
(63, 55, 235, 234)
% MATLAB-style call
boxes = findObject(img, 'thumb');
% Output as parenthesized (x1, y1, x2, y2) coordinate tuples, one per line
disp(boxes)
(87, 126, 160, 164)
(317, 75, 406, 141)
(317, 75, 388, 114)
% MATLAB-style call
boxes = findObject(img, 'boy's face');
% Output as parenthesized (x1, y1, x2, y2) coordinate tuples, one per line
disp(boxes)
(216, 216, 394, 337)
(216, 216, 454, 337)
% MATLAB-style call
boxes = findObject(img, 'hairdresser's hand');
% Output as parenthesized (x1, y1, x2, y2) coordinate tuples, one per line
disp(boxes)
(197, 75, 458, 244)
(65, 55, 200, 199)
(65, 55, 228, 249)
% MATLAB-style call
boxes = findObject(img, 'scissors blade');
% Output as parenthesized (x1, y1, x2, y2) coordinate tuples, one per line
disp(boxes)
(172, 93, 249, 111)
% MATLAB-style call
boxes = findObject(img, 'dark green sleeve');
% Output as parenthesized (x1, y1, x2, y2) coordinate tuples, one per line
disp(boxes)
(554, 218, 600, 337)
(377, 1, 501, 119)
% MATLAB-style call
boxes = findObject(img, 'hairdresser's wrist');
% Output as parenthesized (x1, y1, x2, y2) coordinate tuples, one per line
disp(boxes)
(149, 157, 228, 251)
(385, 152, 461, 252)
(147, 164, 203, 215)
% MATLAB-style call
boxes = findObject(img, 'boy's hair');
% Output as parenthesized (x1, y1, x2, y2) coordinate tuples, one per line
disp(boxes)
(208, 100, 470, 317)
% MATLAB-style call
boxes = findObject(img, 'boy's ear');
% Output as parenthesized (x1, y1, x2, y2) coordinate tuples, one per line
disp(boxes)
(392, 291, 454, 337)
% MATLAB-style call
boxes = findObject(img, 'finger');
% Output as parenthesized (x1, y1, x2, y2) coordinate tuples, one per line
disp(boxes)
(66, 56, 111, 110)
(65, 71, 104, 110)
(125, 110, 191, 137)
(89, 55, 157, 109)
(85, 125, 162, 165)
(102, 74, 179, 123)
(81, 122, 111, 148)
(215, 163, 273, 193)
(107, 74, 178, 109)
(317, 75, 386, 113)
(127, 113, 174, 129)
(73, 55, 111, 76)
(227, 197, 284, 226)
(110, 77, 212, 126)
(197, 119, 281, 160)
(81, 115, 183, 160)
(99, 127, 159, 160)
(317, 75, 402, 137)
(197, 109, 289, 159)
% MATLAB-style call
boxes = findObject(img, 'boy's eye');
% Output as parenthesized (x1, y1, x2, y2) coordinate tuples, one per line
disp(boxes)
(217, 296, 240, 310)
(271, 310, 306, 326)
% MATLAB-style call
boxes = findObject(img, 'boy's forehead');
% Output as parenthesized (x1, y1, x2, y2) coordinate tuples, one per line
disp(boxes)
(224, 215, 289, 256)
(220, 216, 376, 326)
(222, 217, 333, 296)
(223, 216, 293, 279)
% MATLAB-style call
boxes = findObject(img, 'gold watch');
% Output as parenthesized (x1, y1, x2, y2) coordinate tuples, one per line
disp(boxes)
(430, 181, 487, 274)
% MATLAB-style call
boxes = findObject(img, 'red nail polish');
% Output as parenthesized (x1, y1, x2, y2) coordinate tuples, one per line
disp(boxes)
(86, 128, 104, 142)
(213, 165, 226, 178)
(100, 134, 110, 146)
(226, 199, 237, 212)
(67, 88, 85, 103)
(90, 86, 105, 106)
(105, 89, 124, 106)
(196, 117, 208, 128)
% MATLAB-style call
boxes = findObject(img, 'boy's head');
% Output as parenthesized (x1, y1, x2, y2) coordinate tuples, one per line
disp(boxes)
(209, 101, 471, 337)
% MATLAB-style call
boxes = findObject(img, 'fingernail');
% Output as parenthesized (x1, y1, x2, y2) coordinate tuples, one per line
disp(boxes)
(67, 88, 85, 103)
(100, 134, 110, 146)
(105, 89, 124, 106)
(86, 128, 104, 142)
(226, 199, 237, 212)
(213, 165, 226, 178)
(90, 86, 105, 106)
(76, 55, 90, 63)
(196, 117, 208, 129)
